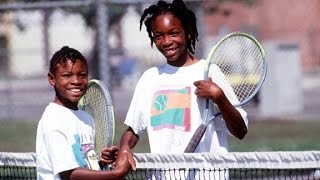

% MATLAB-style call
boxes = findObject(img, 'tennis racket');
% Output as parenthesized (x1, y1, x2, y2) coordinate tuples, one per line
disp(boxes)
(78, 79, 115, 169)
(184, 32, 267, 153)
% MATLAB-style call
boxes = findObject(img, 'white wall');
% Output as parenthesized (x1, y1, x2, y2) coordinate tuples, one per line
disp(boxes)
(260, 41, 303, 117)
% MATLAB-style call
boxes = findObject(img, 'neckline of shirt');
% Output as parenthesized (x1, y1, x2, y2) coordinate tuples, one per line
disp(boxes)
(49, 102, 80, 112)
(161, 59, 205, 73)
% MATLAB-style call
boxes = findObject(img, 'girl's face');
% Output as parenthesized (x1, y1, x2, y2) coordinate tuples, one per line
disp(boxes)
(151, 14, 190, 66)
(48, 59, 88, 110)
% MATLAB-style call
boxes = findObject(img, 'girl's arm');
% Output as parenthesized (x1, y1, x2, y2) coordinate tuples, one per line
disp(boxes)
(114, 127, 139, 171)
(194, 78, 247, 139)
(59, 164, 131, 180)
(119, 127, 140, 150)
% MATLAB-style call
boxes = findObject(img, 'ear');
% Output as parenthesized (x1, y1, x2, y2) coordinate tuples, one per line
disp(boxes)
(48, 72, 55, 86)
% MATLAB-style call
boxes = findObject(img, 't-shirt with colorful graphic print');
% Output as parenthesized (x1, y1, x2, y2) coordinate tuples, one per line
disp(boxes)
(124, 59, 248, 153)
(36, 103, 98, 180)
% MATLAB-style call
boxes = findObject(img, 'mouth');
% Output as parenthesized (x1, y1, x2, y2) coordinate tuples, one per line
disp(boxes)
(68, 88, 84, 96)
(163, 47, 178, 58)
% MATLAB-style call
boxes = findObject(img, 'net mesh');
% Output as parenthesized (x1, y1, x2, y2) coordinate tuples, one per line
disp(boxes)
(1, 151, 320, 180)
(0, 153, 36, 180)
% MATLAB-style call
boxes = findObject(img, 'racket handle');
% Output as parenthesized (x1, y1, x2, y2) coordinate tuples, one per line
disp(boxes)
(99, 161, 113, 171)
(184, 124, 208, 153)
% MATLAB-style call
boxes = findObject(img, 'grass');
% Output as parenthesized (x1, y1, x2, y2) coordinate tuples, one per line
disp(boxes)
(0, 121, 37, 152)
(229, 119, 320, 152)
(1, 119, 320, 153)
(113, 122, 151, 153)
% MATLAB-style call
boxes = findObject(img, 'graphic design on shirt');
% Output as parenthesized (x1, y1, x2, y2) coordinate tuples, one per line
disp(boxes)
(72, 134, 98, 169)
(151, 87, 191, 131)
(72, 134, 87, 167)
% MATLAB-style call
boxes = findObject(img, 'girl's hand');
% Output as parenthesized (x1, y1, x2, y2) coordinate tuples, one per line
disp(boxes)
(100, 145, 118, 165)
(114, 147, 136, 171)
(194, 78, 225, 103)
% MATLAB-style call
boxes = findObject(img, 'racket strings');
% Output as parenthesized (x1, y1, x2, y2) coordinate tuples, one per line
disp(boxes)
(233, 37, 263, 101)
(211, 35, 264, 103)
(85, 87, 106, 153)
(83, 85, 113, 154)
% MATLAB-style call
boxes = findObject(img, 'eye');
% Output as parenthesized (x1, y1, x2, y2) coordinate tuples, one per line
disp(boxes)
(153, 33, 163, 40)
(170, 30, 180, 36)
(62, 73, 71, 77)
(79, 72, 88, 78)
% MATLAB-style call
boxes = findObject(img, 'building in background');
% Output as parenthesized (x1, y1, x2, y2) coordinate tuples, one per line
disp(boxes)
(203, 0, 320, 72)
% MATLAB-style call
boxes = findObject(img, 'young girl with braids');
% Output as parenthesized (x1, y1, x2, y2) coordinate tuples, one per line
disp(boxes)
(36, 46, 132, 180)
(116, 0, 248, 171)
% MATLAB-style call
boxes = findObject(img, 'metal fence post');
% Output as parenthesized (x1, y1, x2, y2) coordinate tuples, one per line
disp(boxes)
(96, 0, 110, 89)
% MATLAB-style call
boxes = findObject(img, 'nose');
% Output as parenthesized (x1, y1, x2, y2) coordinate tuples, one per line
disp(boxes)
(162, 35, 172, 47)
(71, 75, 81, 85)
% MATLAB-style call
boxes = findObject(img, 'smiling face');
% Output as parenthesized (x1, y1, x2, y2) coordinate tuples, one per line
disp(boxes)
(151, 14, 192, 66)
(48, 59, 88, 110)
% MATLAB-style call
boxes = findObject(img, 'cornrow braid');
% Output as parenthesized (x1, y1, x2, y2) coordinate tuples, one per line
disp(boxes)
(140, 0, 199, 54)
(49, 46, 87, 74)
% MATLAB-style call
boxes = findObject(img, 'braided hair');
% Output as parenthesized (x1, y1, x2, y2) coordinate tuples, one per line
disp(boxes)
(49, 46, 88, 74)
(140, 0, 199, 54)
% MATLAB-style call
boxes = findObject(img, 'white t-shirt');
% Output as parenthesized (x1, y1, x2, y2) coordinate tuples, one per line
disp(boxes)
(36, 103, 98, 180)
(125, 59, 248, 153)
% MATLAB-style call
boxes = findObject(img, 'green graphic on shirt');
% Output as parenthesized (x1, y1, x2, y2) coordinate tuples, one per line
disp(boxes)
(154, 94, 168, 112)
(177, 88, 188, 94)
(151, 108, 184, 126)
(72, 134, 87, 167)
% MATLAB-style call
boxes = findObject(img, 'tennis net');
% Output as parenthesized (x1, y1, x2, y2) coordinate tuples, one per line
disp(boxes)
(1, 151, 319, 180)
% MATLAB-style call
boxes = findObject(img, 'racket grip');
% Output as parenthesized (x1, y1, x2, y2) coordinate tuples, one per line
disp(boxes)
(184, 124, 208, 153)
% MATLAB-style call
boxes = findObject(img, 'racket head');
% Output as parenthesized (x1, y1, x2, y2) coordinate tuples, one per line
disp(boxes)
(205, 32, 267, 106)
(78, 79, 115, 155)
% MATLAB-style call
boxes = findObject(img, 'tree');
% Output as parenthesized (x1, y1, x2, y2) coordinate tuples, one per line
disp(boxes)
(1, 0, 258, 80)
(1, 0, 127, 80)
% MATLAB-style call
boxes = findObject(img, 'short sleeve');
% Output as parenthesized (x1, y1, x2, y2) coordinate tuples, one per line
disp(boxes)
(124, 72, 150, 135)
(45, 130, 79, 176)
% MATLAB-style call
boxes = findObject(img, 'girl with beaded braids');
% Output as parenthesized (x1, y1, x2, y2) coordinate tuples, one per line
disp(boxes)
(115, 0, 248, 172)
